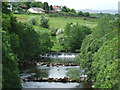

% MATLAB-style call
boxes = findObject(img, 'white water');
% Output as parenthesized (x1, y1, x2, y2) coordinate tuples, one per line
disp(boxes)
(41, 53, 78, 58)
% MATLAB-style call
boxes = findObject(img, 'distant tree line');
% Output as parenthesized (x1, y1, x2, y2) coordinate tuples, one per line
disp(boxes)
(61, 6, 90, 17)
(11, 1, 53, 14)
(11, 2, 90, 17)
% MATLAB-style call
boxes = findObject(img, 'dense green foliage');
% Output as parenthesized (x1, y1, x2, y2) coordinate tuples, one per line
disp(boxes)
(29, 16, 37, 25)
(14, 23, 52, 61)
(50, 5, 53, 11)
(75, 17, 120, 88)
(60, 23, 91, 51)
(30, 2, 43, 8)
(43, 2, 49, 13)
(61, 6, 68, 12)
(2, 2, 21, 88)
(78, 11, 83, 16)
(2, 31, 21, 88)
(50, 27, 58, 36)
(67, 69, 82, 82)
(83, 12, 90, 17)
(70, 9, 76, 13)
(2, 2, 53, 88)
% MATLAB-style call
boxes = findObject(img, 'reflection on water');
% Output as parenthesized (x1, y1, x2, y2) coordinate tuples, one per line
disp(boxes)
(20, 55, 93, 88)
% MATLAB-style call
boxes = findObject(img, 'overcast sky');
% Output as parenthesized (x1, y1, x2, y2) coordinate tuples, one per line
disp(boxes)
(36, 0, 119, 10)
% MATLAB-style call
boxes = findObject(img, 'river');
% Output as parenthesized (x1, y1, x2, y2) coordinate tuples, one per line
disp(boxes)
(20, 53, 93, 89)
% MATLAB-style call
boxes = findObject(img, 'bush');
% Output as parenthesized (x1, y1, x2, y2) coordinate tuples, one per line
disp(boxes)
(49, 14, 57, 17)
(50, 27, 58, 36)
(40, 14, 49, 28)
(67, 69, 83, 82)
(56, 29, 64, 35)
(56, 34, 65, 45)
(29, 16, 37, 25)
(26, 11, 32, 15)
(84, 12, 90, 17)
(78, 11, 83, 16)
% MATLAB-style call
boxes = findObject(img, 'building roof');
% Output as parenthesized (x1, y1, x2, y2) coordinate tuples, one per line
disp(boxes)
(53, 5, 61, 10)
(30, 7, 45, 12)
(49, 10, 58, 13)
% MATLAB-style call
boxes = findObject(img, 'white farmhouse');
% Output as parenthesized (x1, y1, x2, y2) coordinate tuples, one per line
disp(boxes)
(27, 7, 45, 14)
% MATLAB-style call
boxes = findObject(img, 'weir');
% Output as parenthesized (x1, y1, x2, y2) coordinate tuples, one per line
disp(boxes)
(41, 52, 79, 58)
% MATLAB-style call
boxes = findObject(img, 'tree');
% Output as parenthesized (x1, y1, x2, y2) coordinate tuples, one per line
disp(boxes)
(78, 11, 83, 16)
(25, 2, 31, 9)
(75, 17, 119, 89)
(2, 2, 21, 88)
(28, 16, 37, 25)
(67, 8, 71, 12)
(50, 5, 53, 11)
(2, 2, 10, 14)
(63, 23, 91, 51)
(50, 27, 58, 36)
(40, 15, 49, 28)
(84, 12, 90, 17)
(43, 2, 49, 13)
(30, 1, 43, 8)
(2, 31, 21, 88)
(62, 6, 68, 12)
(71, 9, 76, 13)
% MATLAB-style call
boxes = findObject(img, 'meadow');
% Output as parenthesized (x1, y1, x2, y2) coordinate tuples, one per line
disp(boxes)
(14, 14, 98, 29)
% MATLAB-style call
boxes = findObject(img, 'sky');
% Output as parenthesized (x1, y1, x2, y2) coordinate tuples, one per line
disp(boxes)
(36, 0, 119, 10)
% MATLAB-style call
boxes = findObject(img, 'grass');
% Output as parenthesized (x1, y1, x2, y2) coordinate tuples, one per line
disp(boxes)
(14, 14, 99, 51)
(14, 14, 98, 29)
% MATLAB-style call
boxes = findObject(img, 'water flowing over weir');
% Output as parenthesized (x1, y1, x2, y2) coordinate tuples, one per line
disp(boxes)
(41, 52, 78, 58)
(20, 52, 92, 88)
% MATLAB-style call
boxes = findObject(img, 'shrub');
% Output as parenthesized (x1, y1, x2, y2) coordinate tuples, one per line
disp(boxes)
(56, 34, 65, 45)
(40, 15, 49, 28)
(78, 11, 83, 16)
(67, 69, 83, 82)
(56, 29, 64, 35)
(26, 11, 32, 15)
(50, 27, 58, 36)
(29, 16, 37, 25)
(84, 12, 90, 17)
(49, 14, 57, 17)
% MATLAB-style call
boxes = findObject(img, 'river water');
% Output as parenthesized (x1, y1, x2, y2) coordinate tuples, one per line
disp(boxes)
(20, 53, 93, 88)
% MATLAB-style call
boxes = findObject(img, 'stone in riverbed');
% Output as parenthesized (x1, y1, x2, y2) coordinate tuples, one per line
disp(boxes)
(48, 78, 54, 82)
(46, 64, 50, 67)
(42, 78, 48, 81)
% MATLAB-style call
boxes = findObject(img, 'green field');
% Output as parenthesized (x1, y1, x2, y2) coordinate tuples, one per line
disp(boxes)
(14, 14, 98, 29)
(14, 14, 99, 51)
